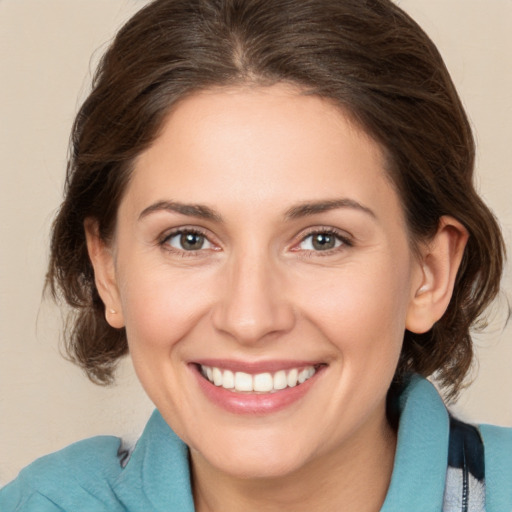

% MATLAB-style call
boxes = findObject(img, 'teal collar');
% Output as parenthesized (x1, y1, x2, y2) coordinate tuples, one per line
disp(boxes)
(114, 411, 195, 511)
(381, 375, 449, 511)
(115, 375, 449, 511)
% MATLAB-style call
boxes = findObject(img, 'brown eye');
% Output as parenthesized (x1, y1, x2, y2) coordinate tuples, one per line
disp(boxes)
(298, 231, 344, 252)
(165, 230, 212, 251)
(312, 233, 336, 250)
(180, 232, 205, 250)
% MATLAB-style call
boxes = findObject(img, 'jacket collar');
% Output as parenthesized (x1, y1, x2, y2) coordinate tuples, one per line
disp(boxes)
(115, 375, 449, 511)
(381, 375, 449, 511)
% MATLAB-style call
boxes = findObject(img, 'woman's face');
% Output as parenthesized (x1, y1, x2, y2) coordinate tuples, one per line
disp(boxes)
(105, 84, 425, 478)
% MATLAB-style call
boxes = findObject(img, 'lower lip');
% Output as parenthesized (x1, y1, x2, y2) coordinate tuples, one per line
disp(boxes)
(192, 365, 323, 415)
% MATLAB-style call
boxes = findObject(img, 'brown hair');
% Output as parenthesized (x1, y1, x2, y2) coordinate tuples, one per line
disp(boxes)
(47, 0, 505, 399)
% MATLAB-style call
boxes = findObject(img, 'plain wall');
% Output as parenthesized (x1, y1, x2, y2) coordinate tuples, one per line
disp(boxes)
(1, 0, 511, 485)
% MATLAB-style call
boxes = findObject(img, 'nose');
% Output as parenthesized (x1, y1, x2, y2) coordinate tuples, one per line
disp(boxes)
(211, 249, 295, 345)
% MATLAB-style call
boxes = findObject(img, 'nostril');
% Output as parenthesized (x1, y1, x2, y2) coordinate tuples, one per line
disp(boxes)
(211, 301, 295, 344)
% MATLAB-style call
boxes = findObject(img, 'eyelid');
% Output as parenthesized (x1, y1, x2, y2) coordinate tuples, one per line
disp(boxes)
(158, 226, 220, 255)
(290, 226, 354, 253)
(156, 225, 353, 256)
(160, 226, 206, 243)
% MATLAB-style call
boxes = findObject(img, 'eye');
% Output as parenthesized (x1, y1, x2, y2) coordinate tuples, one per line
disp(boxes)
(297, 230, 347, 252)
(163, 230, 213, 251)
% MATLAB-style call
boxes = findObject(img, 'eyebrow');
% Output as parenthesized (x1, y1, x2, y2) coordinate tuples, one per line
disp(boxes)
(138, 198, 375, 223)
(138, 200, 223, 222)
(284, 199, 376, 220)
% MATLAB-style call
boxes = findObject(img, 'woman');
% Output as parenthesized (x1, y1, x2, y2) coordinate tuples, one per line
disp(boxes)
(1, 0, 511, 510)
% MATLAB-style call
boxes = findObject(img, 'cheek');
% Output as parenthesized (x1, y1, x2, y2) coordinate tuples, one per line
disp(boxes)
(118, 261, 214, 352)
(294, 257, 412, 360)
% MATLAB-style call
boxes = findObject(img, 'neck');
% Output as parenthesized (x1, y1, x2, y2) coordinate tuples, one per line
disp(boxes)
(191, 411, 397, 512)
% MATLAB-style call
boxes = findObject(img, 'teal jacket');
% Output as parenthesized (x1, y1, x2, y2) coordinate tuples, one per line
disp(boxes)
(1, 376, 511, 511)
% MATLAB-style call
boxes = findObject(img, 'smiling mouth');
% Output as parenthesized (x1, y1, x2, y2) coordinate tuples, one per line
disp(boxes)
(198, 364, 323, 394)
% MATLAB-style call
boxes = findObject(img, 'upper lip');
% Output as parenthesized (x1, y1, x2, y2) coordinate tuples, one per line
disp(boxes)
(191, 359, 325, 374)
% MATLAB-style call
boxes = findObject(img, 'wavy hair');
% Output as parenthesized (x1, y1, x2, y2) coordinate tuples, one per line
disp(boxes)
(47, 0, 505, 399)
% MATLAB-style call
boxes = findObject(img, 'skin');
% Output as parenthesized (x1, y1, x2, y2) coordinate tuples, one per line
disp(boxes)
(86, 84, 468, 511)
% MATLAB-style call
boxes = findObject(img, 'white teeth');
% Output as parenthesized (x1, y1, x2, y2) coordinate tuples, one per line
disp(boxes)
(253, 373, 273, 392)
(212, 367, 223, 386)
(235, 372, 253, 391)
(222, 370, 234, 389)
(273, 370, 287, 390)
(200, 364, 318, 393)
(298, 368, 309, 384)
(287, 368, 298, 388)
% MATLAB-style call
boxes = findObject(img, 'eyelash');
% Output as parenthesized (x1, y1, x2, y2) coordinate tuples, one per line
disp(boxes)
(159, 227, 214, 257)
(293, 228, 353, 256)
(158, 227, 353, 256)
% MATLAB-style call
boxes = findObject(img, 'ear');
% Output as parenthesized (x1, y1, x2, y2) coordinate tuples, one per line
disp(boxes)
(406, 216, 469, 334)
(84, 218, 125, 329)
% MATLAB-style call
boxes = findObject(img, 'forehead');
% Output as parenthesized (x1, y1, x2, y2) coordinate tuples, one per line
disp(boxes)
(125, 84, 403, 225)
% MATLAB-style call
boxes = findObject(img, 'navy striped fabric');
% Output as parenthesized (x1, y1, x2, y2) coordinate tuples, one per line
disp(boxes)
(443, 417, 485, 512)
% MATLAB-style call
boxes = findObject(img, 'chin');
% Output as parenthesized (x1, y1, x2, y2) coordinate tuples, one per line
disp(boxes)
(189, 430, 317, 480)
(209, 451, 309, 480)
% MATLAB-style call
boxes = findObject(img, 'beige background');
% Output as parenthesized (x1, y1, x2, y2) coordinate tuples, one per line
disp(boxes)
(0, 0, 511, 485)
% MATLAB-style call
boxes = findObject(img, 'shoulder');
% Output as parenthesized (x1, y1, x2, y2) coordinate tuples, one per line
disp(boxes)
(0, 435, 126, 511)
(479, 423, 512, 511)
(0, 410, 195, 512)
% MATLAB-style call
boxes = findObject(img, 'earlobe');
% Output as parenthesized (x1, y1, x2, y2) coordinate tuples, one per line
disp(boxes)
(84, 218, 125, 329)
(406, 216, 469, 334)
